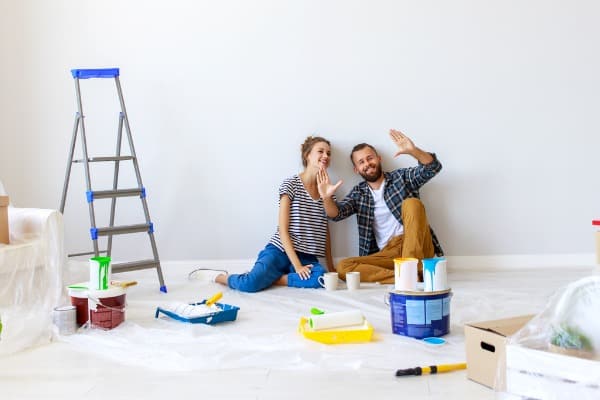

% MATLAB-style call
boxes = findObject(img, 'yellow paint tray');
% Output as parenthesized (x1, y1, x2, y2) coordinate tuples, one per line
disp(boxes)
(298, 317, 374, 344)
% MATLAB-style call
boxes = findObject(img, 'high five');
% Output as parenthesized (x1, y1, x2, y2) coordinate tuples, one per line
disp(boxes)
(318, 129, 443, 283)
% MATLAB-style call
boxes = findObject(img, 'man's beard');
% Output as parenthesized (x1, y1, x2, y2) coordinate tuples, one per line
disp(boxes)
(359, 164, 383, 182)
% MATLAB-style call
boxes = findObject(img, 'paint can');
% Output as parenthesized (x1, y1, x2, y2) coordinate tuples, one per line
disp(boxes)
(68, 287, 90, 326)
(53, 306, 77, 335)
(89, 256, 112, 290)
(593, 220, 600, 265)
(422, 257, 448, 292)
(387, 288, 452, 339)
(88, 287, 126, 330)
(394, 257, 418, 291)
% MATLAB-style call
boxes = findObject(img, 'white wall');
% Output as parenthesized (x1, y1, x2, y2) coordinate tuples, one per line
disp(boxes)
(1, 0, 599, 262)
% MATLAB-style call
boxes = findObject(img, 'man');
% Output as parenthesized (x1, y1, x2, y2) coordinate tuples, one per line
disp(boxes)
(317, 129, 443, 283)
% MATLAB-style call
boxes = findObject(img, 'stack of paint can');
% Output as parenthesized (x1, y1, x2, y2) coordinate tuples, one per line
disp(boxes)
(388, 257, 451, 339)
(67, 256, 126, 330)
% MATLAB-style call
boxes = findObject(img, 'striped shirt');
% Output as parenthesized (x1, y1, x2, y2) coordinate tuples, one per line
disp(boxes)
(270, 175, 329, 257)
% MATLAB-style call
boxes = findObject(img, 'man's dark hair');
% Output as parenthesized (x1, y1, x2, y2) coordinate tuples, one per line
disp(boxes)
(350, 143, 378, 165)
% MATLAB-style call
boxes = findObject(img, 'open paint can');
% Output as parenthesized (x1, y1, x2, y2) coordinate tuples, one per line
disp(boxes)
(89, 256, 112, 290)
(387, 288, 452, 339)
(68, 285, 126, 329)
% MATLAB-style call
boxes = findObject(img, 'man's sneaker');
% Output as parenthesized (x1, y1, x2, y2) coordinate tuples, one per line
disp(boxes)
(188, 268, 228, 283)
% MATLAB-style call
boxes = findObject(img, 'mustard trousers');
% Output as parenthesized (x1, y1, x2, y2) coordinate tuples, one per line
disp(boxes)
(336, 198, 435, 284)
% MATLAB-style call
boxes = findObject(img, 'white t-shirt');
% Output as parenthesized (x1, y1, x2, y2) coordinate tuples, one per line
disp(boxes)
(369, 180, 404, 249)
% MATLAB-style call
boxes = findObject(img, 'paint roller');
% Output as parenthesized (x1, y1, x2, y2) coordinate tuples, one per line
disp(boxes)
(308, 310, 365, 330)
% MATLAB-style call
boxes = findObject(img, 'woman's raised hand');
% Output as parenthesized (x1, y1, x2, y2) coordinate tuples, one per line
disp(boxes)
(317, 167, 342, 199)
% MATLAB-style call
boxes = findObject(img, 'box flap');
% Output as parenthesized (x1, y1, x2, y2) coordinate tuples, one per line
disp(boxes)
(0, 196, 9, 207)
(466, 315, 534, 337)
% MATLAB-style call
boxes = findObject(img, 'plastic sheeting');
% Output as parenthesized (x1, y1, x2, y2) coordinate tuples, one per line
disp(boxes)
(505, 275, 600, 399)
(0, 207, 65, 356)
(55, 261, 597, 375)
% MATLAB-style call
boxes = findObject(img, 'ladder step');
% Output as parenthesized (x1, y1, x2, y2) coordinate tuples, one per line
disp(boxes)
(89, 188, 144, 200)
(68, 250, 108, 257)
(92, 223, 154, 239)
(71, 68, 119, 79)
(112, 259, 160, 273)
(72, 156, 135, 163)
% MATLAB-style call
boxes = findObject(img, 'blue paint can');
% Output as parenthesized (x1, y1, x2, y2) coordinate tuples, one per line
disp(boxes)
(388, 289, 452, 339)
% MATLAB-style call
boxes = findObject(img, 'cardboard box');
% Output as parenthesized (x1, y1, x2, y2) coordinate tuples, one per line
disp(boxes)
(506, 343, 600, 399)
(0, 196, 8, 244)
(464, 315, 533, 390)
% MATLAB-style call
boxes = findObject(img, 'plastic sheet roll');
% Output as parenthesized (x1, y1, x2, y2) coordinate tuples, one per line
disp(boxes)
(309, 310, 364, 330)
(0, 206, 64, 356)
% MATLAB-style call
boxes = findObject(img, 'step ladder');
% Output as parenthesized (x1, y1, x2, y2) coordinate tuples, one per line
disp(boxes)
(60, 68, 167, 293)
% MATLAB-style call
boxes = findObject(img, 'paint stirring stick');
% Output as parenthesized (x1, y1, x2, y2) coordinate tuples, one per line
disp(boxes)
(395, 362, 466, 377)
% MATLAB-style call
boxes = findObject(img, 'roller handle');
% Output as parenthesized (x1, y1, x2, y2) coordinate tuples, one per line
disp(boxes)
(205, 292, 223, 306)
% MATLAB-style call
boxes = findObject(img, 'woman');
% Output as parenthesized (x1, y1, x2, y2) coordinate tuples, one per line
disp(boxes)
(191, 136, 335, 292)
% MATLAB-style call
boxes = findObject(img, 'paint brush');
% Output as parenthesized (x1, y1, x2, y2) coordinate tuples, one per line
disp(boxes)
(396, 362, 466, 376)
(111, 280, 138, 289)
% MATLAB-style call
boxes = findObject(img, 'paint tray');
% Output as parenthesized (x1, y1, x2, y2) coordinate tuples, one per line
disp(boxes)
(298, 317, 374, 344)
(155, 301, 239, 325)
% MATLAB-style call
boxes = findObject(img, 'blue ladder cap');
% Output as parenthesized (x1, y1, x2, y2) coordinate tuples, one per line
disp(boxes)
(148, 222, 154, 233)
(90, 228, 98, 240)
(86, 191, 94, 203)
(160, 285, 168, 293)
(71, 68, 120, 79)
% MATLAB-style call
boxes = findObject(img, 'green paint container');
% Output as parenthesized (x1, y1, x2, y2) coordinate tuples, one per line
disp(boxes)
(89, 256, 111, 290)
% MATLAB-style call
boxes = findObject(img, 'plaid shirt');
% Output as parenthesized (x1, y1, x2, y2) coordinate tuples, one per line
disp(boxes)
(333, 154, 443, 257)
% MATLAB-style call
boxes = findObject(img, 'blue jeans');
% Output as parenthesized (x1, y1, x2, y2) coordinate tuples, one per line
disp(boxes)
(227, 243, 325, 293)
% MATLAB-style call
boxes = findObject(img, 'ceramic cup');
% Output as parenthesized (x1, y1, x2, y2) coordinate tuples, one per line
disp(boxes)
(318, 272, 339, 291)
(346, 271, 360, 291)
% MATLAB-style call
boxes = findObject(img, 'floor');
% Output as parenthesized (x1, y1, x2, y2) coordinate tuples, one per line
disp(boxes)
(1, 262, 596, 400)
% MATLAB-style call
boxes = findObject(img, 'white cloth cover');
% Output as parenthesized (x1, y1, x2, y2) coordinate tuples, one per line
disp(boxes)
(0, 206, 65, 356)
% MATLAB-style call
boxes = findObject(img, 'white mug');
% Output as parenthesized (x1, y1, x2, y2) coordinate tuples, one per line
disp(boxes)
(318, 272, 339, 291)
(346, 272, 360, 291)
(394, 258, 418, 291)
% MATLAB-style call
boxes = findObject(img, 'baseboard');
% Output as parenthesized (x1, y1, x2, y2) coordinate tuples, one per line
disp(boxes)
(446, 253, 595, 270)
(160, 253, 597, 275)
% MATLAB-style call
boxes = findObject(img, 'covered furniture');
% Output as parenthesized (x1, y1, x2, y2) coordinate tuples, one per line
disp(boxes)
(0, 182, 65, 356)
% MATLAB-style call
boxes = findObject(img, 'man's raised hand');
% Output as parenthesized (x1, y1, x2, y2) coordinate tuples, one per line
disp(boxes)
(390, 129, 416, 158)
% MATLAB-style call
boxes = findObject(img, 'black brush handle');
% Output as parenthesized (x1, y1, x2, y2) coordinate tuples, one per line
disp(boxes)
(395, 367, 423, 376)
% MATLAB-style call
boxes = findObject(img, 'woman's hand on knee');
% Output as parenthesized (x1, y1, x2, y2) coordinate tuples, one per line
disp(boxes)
(295, 264, 314, 280)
